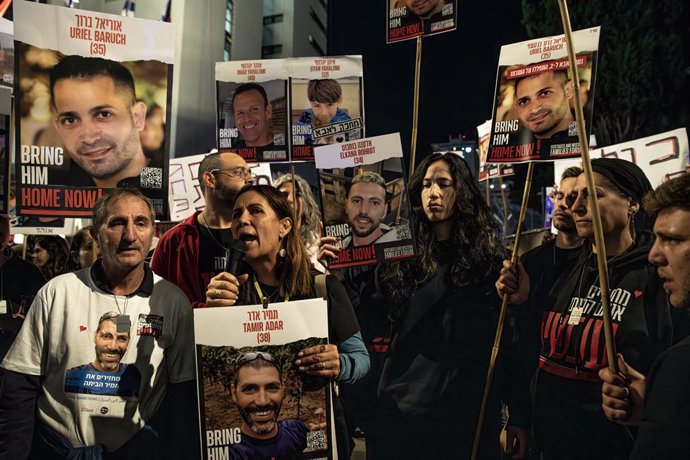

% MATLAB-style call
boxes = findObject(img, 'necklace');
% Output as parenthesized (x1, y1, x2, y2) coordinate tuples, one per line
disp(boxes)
(113, 294, 131, 333)
(253, 275, 289, 309)
(201, 212, 228, 251)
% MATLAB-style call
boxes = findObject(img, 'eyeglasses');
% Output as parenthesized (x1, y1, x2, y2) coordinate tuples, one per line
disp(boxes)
(210, 167, 255, 180)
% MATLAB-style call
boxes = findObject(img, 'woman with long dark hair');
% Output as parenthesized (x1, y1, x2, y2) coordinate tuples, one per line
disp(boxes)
(377, 153, 507, 459)
(205, 184, 369, 458)
(31, 235, 69, 281)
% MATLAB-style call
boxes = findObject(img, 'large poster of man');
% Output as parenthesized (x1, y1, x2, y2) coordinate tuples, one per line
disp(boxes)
(486, 27, 600, 163)
(195, 299, 333, 460)
(314, 133, 415, 269)
(13, 2, 173, 218)
(216, 59, 289, 163)
(289, 56, 364, 161)
(386, 0, 457, 43)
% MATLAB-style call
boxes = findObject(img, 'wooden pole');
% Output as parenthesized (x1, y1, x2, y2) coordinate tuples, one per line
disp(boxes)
(499, 176, 509, 226)
(485, 177, 491, 207)
(408, 36, 423, 179)
(557, 0, 617, 372)
(471, 162, 535, 460)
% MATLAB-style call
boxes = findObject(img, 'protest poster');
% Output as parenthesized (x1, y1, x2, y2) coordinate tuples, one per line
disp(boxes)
(486, 27, 600, 163)
(216, 59, 289, 163)
(386, 0, 457, 43)
(13, 1, 173, 218)
(553, 128, 690, 189)
(168, 152, 206, 222)
(314, 132, 415, 269)
(195, 298, 333, 460)
(0, 18, 13, 89)
(477, 119, 513, 182)
(289, 56, 364, 162)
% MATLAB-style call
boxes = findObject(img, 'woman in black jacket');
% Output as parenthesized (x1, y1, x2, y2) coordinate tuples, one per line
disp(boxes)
(377, 153, 508, 459)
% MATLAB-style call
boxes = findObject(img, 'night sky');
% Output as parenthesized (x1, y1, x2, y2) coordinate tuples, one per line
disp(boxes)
(328, 0, 528, 165)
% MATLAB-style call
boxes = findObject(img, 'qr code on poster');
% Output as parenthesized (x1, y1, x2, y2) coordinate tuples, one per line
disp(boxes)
(140, 167, 163, 188)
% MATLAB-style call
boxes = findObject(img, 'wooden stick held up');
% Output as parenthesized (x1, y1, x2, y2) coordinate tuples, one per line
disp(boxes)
(557, 0, 617, 372)
(409, 35, 423, 179)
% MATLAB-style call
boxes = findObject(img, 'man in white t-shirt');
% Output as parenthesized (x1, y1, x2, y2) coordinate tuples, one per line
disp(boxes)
(0, 189, 196, 459)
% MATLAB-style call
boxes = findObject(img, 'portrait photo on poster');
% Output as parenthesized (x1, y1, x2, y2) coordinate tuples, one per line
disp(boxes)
(199, 341, 331, 460)
(290, 78, 363, 156)
(13, 2, 173, 218)
(314, 133, 416, 269)
(216, 80, 289, 163)
(487, 27, 600, 164)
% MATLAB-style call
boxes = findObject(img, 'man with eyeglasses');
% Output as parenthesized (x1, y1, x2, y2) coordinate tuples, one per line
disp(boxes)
(229, 352, 308, 458)
(152, 151, 254, 308)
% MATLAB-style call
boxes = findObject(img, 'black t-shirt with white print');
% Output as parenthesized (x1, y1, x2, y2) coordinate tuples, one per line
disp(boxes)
(196, 219, 233, 303)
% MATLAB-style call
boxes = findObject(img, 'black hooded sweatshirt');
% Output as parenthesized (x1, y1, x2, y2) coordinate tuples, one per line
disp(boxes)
(533, 231, 673, 459)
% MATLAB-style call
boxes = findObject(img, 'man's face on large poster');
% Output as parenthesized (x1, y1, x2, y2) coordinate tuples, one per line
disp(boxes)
(53, 74, 146, 181)
(515, 71, 573, 139)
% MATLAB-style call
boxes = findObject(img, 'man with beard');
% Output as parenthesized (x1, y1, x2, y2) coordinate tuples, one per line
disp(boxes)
(342, 172, 392, 248)
(600, 173, 690, 459)
(230, 352, 308, 458)
(64, 312, 141, 397)
(495, 166, 583, 458)
(50, 55, 154, 189)
(514, 69, 575, 140)
(152, 151, 254, 308)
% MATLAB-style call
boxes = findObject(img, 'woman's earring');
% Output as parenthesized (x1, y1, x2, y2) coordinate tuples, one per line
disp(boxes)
(279, 248, 286, 258)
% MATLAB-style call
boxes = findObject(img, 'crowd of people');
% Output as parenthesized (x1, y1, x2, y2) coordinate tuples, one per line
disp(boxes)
(0, 151, 688, 460)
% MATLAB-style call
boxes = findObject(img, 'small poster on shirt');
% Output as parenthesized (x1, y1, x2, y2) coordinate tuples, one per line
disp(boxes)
(195, 298, 334, 460)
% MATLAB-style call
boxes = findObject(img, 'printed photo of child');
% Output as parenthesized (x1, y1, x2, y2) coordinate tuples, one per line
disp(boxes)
(296, 79, 353, 145)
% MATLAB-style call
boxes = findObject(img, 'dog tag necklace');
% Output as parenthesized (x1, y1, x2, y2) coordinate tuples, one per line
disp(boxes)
(113, 295, 131, 333)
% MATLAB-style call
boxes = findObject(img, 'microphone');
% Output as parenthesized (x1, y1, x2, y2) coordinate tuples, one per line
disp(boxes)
(224, 239, 247, 274)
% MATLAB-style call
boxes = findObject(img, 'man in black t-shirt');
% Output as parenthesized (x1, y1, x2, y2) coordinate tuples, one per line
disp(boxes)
(151, 151, 254, 308)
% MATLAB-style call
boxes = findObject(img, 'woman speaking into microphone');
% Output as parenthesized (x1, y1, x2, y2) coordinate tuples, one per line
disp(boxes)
(205, 184, 369, 458)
